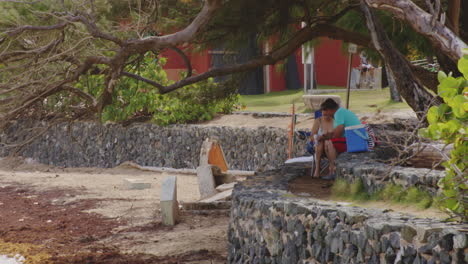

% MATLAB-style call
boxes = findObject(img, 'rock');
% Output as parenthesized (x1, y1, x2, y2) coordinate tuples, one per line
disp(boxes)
(401, 245, 416, 258)
(416, 227, 443, 243)
(356, 248, 365, 263)
(385, 247, 396, 263)
(123, 178, 151, 190)
(453, 233, 467, 249)
(390, 232, 401, 249)
(438, 251, 451, 264)
(343, 244, 358, 260)
(330, 237, 342, 254)
(401, 225, 417, 243)
(438, 234, 454, 251)
(418, 239, 438, 254)
(394, 250, 404, 264)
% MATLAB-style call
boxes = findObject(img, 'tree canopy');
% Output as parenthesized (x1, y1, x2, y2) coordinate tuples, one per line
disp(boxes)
(0, 0, 466, 124)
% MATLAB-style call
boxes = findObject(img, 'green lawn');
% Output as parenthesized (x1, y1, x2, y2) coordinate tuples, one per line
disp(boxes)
(239, 87, 411, 114)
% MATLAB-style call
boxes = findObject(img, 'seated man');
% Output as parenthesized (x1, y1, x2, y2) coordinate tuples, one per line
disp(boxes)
(318, 98, 362, 180)
(309, 110, 334, 178)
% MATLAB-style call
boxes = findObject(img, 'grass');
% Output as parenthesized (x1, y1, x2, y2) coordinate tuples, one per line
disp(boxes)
(331, 179, 434, 209)
(239, 87, 411, 114)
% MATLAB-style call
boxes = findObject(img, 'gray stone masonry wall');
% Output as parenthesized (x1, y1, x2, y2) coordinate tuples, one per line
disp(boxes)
(0, 120, 308, 170)
(336, 152, 445, 195)
(228, 164, 468, 264)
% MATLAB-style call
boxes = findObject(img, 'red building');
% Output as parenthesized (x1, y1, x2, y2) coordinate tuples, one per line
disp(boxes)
(161, 37, 361, 94)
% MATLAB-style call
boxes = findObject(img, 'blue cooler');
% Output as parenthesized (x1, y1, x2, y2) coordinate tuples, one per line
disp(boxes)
(345, 124, 369, 152)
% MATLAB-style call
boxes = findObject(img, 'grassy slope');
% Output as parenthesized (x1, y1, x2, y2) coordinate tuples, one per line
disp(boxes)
(240, 88, 411, 114)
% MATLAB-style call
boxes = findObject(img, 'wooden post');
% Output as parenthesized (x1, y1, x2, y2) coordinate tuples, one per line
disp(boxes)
(346, 52, 352, 109)
(288, 103, 295, 159)
(346, 44, 357, 109)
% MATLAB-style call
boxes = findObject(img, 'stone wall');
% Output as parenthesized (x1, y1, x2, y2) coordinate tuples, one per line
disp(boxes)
(228, 164, 467, 263)
(0, 120, 308, 170)
(336, 152, 444, 195)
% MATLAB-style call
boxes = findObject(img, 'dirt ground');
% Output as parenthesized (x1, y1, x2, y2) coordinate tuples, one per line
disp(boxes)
(0, 111, 426, 263)
(0, 158, 228, 264)
(198, 109, 417, 129)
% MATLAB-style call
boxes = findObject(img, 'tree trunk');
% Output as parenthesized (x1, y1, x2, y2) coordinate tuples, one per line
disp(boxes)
(385, 63, 402, 102)
(435, 49, 462, 77)
(461, 0, 468, 42)
(361, 1, 438, 119)
(409, 64, 438, 93)
(365, 0, 467, 62)
(447, 0, 460, 35)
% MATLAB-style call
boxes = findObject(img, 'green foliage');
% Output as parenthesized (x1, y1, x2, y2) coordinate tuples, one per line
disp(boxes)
(331, 179, 349, 197)
(403, 187, 433, 209)
(331, 179, 369, 201)
(377, 183, 406, 203)
(76, 53, 240, 125)
(332, 179, 434, 209)
(419, 51, 468, 221)
(337, 9, 435, 62)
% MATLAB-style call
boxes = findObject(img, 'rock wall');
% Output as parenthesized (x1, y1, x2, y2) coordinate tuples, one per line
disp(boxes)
(0, 120, 308, 170)
(336, 152, 444, 195)
(228, 164, 467, 264)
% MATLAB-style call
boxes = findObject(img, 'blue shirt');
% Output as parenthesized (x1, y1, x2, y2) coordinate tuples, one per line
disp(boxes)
(334, 107, 361, 136)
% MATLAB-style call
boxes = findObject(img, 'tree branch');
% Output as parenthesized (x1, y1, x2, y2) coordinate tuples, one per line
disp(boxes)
(1, 56, 110, 121)
(126, 0, 223, 52)
(360, 0, 439, 118)
(0, 35, 63, 63)
(62, 85, 97, 107)
(365, 0, 468, 61)
(69, 13, 123, 46)
(5, 22, 69, 37)
(121, 71, 165, 91)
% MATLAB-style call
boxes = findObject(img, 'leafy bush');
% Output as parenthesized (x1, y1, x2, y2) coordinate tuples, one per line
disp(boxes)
(377, 183, 406, 203)
(331, 179, 349, 198)
(75, 53, 240, 125)
(419, 50, 468, 221)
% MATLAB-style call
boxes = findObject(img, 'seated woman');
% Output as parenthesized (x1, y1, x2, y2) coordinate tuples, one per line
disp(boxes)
(310, 110, 336, 178)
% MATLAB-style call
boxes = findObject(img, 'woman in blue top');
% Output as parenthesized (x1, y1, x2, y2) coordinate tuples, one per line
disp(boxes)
(318, 98, 362, 180)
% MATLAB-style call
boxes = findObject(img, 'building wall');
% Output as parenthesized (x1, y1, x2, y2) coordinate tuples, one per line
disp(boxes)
(314, 37, 361, 87)
(160, 48, 211, 82)
(160, 38, 361, 91)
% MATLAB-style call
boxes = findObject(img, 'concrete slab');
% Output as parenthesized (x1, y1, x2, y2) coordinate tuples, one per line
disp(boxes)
(196, 165, 217, 199)
(303, 95, 342, 110)
(160, 175, 179, 226)
(123, 178, 151, 190)
(199, 189, 232, 203)
(216, 182, 236, 192)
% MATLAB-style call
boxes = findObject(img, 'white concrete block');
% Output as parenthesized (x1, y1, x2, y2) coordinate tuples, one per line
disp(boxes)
(160, 175, 179, 226)
(196, 165, 217, 199)
(123, 178, 151, 190)
(199, 139, 213, 166)
(161, 175, 177, 202)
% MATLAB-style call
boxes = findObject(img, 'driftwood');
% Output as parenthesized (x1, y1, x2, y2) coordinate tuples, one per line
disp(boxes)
(119, 161, 255, 177)
(406, 143, 453, 169)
